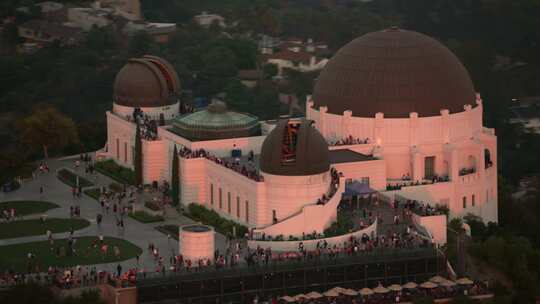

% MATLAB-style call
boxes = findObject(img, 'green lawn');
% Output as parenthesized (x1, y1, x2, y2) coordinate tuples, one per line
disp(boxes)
(128, 211, 163, 223)
(0, 236, 142, 272)
(0, 218, 90, 239)
(57, 168, 94, 188)
(0, 201, 59, 217)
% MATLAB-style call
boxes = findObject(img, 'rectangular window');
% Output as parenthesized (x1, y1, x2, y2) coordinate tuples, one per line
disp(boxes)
(361, 177, 370, 186)
(210, 184, 214, 206)
(463, 196, 467, 209)
(227, 192, 231, 214)
(472, 194, 476, 207)
(245, 200, 249, 223)
(124, 142, 128, 163)
(219, 188, 222, 209)
(272, 210, 277, 223)
(116, 138, 120, 159)
(236, 196, 240, 218)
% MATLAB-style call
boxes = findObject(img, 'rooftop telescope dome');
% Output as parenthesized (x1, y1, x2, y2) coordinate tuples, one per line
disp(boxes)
(260, 119, 329, 176)
(113, 55, 180, 108)
(312, 28, 476, 118)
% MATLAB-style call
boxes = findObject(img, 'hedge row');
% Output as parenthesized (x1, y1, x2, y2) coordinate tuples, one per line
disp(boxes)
(57, 169, 94, 188)
(187, 203, 248, 237)
(94, 160, 135, 185)
(128, 211, 163, 223)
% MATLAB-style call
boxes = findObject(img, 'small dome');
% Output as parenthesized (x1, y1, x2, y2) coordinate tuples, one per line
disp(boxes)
(172, 101, 260, 141)
(114, 55, 180, 108)
(260, 119, 329, 176)
(313, 28, 476, 118)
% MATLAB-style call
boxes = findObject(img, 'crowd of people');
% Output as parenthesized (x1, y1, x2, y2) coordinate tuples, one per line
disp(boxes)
(329, 136, 370, 146)
(398, 199, 446, 217)
(128, 108, 159, 141)
(317, 168, 342, 205)
(178, 146, 264, 182)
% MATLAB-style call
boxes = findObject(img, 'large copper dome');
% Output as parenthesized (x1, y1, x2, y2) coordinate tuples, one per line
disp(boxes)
(260, 119, 329, 176)
(313, 28, 476, 118)
(114, 55, 180, 108)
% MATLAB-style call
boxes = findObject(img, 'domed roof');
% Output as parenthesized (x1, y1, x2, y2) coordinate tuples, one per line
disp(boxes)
(312, 28, 476, 118)
(172, 101, 260, 141)
(114, 55, 180, 108)
(260, 119, 329, 176)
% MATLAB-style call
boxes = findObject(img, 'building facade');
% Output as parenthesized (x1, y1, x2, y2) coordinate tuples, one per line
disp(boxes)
(104, 29, 498, 248)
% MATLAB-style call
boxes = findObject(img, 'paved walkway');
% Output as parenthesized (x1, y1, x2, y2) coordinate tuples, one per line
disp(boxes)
(0, 156, 227, 274)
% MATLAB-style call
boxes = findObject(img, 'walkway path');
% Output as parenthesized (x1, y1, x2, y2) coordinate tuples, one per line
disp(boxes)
(0, 155, 227, 274)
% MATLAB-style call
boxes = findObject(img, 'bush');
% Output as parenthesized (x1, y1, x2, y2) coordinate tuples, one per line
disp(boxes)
(84, 188, 101, 201)
(187, 203, 248, 237)
(57, 169, 93, 188)
(109, 182, 124, 193)
(145, 201, 161, 211)
(323, 212, 354, 237)
(155, 225, 179, 240)
(128, 211, 163, 223)
(94, 160, 135, 185)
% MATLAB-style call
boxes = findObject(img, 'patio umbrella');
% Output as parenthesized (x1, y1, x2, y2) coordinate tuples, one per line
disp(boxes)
(388, 284, 403, 292)
(456, 277, 474, 285)
(440, 280, 457, 287)
(323, 289, 340, 297)
(305, 291, 323, 299)
(402, 282, 418, 289)
(420, 281, 438, 289)
(359, 288, 374, 296)
(333, 287, 347, 293)
(429, 275, 446, 283)
(280, 296, 296, 303)
(341, 289, 358, 296)
(373, 285, 390, 294)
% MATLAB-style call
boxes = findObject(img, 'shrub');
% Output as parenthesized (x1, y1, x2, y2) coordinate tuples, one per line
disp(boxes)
(187, 203, 248, 237)
(155, 225, 179, 240)
(95, 160, 136, 185)
(84, 188, 101, 200)
(145, 201, 161, 211)
(109, 182, 124, 193)
(57, 169, 93, 188)
(323, 212, 354, 237)
(128, 211, 163, 223)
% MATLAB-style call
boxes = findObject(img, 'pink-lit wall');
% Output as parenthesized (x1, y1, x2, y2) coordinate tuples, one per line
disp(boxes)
(331, 160, 386, 191)
(113, 102, 180, 121)
(106, 111, 136, 169)
(254, 177, 345, 237)
(141, 139, 167, 184)
(179, 225, 215, 262)
(260, 171, 331, 226)
(306, 95, 498, 223)
(412, 213, 447, 245)
(249, 218, 376, 252)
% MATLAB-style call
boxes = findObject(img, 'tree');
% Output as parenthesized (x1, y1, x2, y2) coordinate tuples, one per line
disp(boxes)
(18, 105, 79, 159)
(263, 63, 278, 79)
(128, 30, 154, 57)
(171, 145, 179, 206)
(134, 123, 143, 186)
